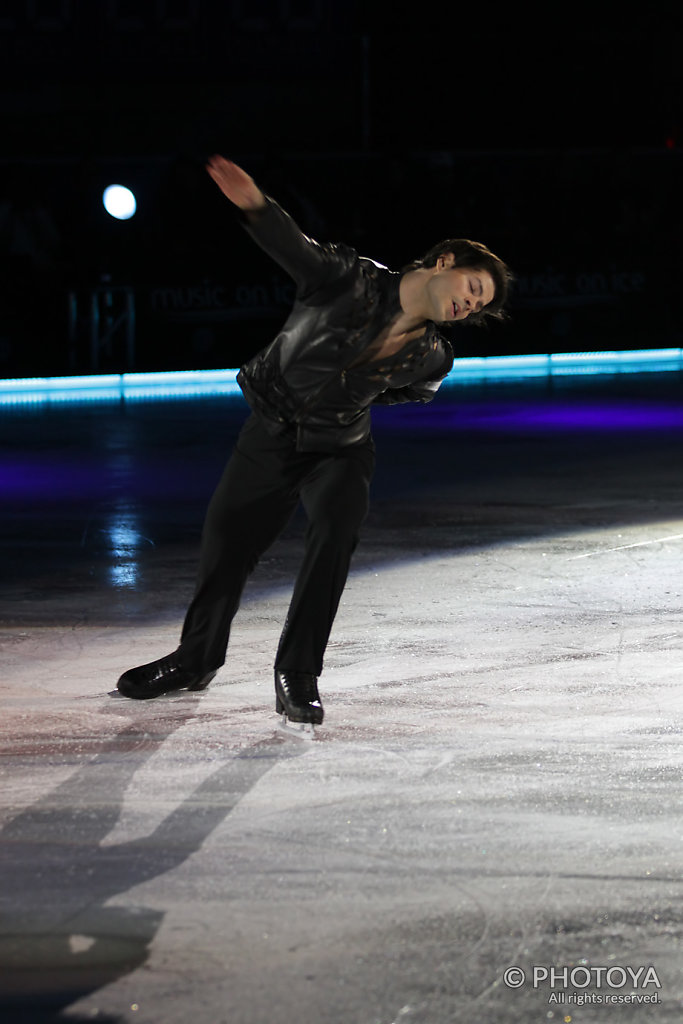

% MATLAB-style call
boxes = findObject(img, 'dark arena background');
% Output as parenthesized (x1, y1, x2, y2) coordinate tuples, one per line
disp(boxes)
(0, 3, 680, 375)
(1, 5, 683, 1024)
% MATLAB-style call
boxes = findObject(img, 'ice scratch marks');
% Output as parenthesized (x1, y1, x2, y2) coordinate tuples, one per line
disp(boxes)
(568, 532, 683, 560)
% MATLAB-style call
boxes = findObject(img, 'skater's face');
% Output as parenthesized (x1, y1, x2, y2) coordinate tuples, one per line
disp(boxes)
(426, 256, 496, 323)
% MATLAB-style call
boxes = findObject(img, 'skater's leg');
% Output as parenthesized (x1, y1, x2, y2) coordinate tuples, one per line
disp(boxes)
(179, 415, 302, 670)
(118, 414, 303, 700)
(274, 436, 375, 677)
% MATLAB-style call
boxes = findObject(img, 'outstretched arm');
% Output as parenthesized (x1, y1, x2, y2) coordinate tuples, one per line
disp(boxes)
(206, 154, 355, 294)
(206, 155, 267, 214)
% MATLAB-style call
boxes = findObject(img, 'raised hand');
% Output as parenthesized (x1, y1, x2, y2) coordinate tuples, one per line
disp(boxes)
(206, 154, 266, 211)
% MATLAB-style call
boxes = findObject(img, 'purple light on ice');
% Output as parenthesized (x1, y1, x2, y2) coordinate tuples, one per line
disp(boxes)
(0, 453, 219, 501)
(373, 400, 683, 434)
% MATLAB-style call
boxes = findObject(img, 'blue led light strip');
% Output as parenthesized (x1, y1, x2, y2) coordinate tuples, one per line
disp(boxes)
(0, 369, 243, 406)
(0, 350, 681, 405)
(441, 348, 683, 385)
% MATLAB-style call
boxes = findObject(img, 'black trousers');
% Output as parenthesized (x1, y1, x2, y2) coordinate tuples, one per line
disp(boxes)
(178, 412, 376, 677)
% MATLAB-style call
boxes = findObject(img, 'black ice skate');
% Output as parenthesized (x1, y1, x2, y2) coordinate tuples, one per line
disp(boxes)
(117, 650, 217, 700)
(274, 669, 324, 739)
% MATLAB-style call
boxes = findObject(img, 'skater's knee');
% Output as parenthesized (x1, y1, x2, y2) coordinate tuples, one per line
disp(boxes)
(307, 506, 365, 544)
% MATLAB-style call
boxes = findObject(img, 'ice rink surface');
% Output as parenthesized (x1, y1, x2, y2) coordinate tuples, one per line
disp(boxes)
(1, 373, 682, 1023)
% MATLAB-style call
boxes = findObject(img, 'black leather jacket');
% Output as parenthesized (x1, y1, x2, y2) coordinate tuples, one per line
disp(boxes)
(236, 197, 454, 452)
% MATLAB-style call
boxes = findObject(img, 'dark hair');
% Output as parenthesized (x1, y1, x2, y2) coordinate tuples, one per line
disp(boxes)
(404, 238, 514, 326)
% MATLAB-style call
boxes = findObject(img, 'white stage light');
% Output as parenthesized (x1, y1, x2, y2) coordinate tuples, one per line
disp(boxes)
(103, 184, 137, 220)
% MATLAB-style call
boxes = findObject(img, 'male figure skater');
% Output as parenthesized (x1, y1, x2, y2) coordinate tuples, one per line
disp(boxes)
(117, 156, 512, 729)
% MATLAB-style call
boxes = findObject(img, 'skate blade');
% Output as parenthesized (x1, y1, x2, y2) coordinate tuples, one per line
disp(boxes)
(278, 713, 317, 740)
